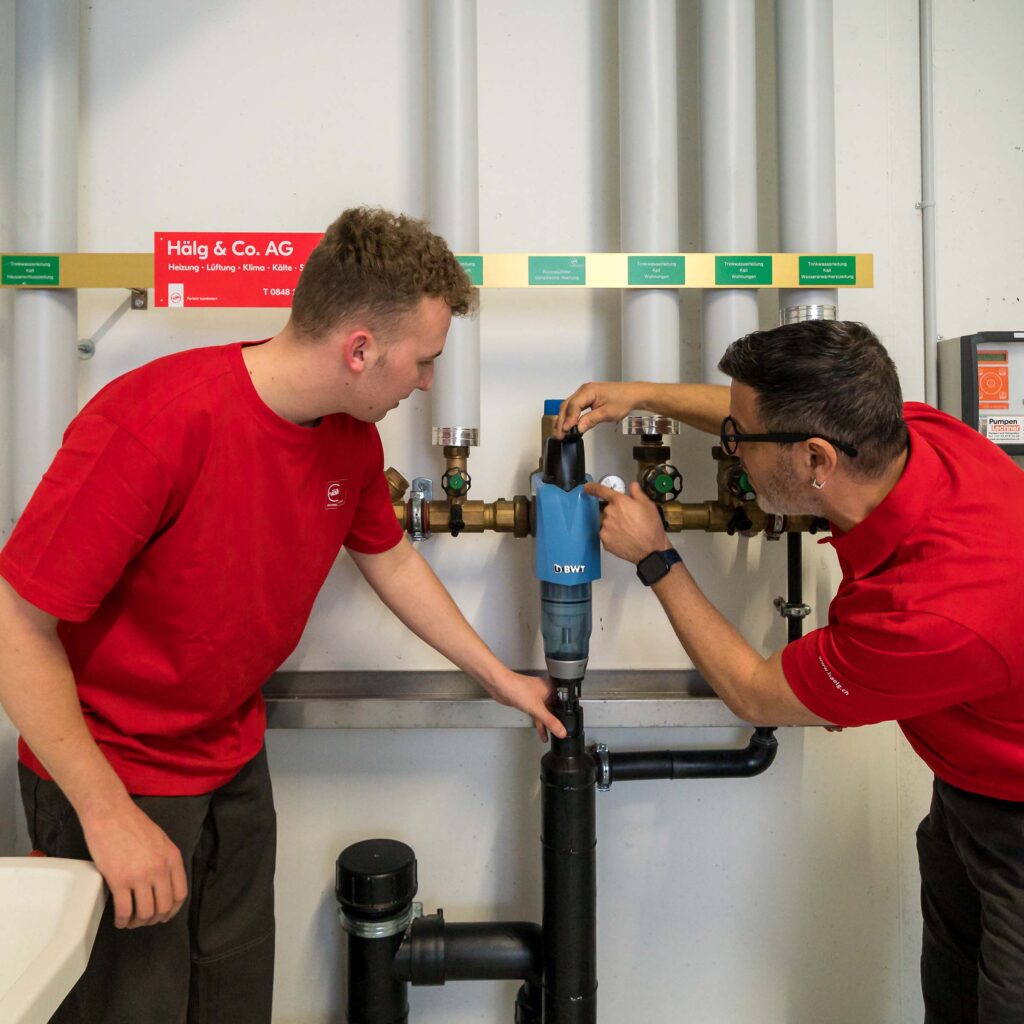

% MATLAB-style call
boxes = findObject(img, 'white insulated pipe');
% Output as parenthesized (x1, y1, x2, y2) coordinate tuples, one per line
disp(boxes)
(13, 0, 79, 513)
(619, 0, 680, 429)
(919, 0, 938, 405)
(775, 0, 838, 323)
(429, 0, 480, 447)
(700, 0, 759, 384)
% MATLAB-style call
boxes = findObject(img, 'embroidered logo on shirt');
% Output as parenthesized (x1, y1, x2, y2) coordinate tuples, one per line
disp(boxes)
(818, 656, 850, 696)
(325, 480, 348, 510)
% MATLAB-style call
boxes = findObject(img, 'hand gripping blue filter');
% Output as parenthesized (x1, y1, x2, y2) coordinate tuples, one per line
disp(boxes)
(533, 413, 601, 678)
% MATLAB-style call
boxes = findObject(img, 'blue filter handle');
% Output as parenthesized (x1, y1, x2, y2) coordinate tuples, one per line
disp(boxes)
(533, 476, 602, 585)
(544, 398, 563, 416)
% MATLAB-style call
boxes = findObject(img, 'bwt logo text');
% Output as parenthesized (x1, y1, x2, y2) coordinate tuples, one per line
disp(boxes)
(553, 564, 586, 574)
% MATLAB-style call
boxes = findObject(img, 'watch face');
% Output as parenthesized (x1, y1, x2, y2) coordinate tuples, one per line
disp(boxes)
(637, 551, 668, 585)
(637, 548, 680, 585)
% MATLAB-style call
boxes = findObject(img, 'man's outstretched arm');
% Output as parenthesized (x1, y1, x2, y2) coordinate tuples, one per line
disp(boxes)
(584, 482, 832, 727)
(556, 381, 730, 438)
(349, 537, 567, 740)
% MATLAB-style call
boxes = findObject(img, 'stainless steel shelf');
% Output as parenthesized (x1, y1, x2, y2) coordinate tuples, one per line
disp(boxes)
(263, 670, 754, 729)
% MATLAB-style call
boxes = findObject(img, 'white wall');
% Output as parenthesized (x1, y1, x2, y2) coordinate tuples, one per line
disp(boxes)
(2, 0, 1021, 1019)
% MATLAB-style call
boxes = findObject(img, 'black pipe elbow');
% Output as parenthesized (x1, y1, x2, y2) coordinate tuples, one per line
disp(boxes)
(726, 726, 779, 776)
(601, 726, 778, 785)
(393, 916, 543, 987)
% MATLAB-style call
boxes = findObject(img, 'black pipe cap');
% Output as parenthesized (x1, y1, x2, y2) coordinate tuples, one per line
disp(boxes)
(336, 839, 418, 918)
(542, 426, 586, 492)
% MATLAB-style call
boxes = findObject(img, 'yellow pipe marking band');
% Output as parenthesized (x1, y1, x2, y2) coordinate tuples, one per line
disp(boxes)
(0, 252, 872, 291)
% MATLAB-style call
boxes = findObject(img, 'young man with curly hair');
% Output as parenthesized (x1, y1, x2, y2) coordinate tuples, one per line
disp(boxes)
(0, 207, 563, 1023)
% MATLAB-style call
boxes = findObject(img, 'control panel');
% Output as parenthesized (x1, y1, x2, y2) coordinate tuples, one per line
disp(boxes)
(938, 331, 1024, 455)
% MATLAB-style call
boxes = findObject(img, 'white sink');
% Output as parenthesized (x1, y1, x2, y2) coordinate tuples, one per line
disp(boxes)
(0, 857, 106, 1024)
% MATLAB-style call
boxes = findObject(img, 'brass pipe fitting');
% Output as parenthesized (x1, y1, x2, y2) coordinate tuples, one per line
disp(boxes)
(384, 467, 410, 503)
(632, 434, 683, 503)
(632, 434, 671, 484)
(439, 446, 472, 537)
(441, 446, 471, 501)
(660, 503, 712, 532)
(442, 445, 469, 477)
(658, 502, 824, 535)
(391, 496, 532, 538)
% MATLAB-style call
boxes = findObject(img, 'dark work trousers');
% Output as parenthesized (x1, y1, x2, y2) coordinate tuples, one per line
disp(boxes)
(18, 746, 276, 1024)
(917, 776, 1024, 1023)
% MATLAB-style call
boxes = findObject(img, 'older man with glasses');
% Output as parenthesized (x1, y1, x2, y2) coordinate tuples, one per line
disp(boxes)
(556, 318, 1024, 1024)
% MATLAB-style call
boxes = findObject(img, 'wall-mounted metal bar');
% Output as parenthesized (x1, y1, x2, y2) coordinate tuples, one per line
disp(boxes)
(0, 252, 874, 293)
(259, 669, 821, 730)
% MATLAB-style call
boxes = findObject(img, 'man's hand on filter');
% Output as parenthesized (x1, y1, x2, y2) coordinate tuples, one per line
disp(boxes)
(585, 481, 670, 564)
(555, 382, 647, 438)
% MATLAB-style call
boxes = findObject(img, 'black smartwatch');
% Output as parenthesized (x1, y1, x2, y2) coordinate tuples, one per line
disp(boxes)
(636, 547, 682, 586)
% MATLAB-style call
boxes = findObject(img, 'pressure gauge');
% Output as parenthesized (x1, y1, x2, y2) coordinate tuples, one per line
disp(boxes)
(599, 474, 627, 494)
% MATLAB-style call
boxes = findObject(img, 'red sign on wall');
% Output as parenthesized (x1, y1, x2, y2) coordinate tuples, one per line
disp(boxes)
(154, 232, 323, 307)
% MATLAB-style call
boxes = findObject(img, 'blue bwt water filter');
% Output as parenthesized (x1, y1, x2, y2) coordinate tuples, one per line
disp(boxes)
(533, 401, 601, 683)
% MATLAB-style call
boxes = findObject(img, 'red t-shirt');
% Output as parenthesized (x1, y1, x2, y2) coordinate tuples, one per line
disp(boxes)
(783, 403, 1024, 800)
(0, 342, 403, 795)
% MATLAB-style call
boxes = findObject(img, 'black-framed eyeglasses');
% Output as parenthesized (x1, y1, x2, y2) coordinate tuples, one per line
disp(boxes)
(720, 416, 859, 458)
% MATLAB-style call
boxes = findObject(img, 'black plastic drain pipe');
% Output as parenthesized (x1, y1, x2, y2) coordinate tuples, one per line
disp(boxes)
(787, 531, 806, 643)
(394, 917, 543, 1024)
(338, 838, 545, 1024)
(337, 538, 806, 1021)
(336, 839, 418, 1024)
(598, 532, 806, 788)
(393, 918, 542, 985)
(541, 696, 597, 1024)
(604, 726, 778, 784)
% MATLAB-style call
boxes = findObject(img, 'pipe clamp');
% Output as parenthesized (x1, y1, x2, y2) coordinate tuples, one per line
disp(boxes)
(432, 427, 480, 447)
(774, 596, 811, 619)
(591, 742, 611, 791)
(337, 900, 422, 940)
(546, 658, 589, 681)
(621, 414, 679, 436)
(410, 478, 433, 541)
(780, 304, 837, 324)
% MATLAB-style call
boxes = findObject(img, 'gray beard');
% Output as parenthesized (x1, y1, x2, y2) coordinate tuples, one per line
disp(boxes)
(751, 461, 824, 518)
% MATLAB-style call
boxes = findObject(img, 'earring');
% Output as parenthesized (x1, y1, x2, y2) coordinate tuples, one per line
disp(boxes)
(811, 478, 826, 490)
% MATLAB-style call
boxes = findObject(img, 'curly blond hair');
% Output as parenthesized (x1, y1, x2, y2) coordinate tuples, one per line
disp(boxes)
(290, 207, 477, 339)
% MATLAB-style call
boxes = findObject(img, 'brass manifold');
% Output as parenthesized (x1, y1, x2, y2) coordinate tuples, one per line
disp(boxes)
(385, 466, 824, 538)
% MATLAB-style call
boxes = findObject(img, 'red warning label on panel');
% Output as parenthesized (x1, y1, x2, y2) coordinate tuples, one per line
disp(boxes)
(154, 232, 323, 307)
(978, 350, 1010, 411)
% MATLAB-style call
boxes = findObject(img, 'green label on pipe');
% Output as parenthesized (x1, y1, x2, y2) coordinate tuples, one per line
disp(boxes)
(628, 255, 685, 286)
(715, 255, 772, 286)
(456, 255, 483, 286)
(799, 255, 856, 285)
(528, 256, 586, 286)
(2, 255, 59, 285)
